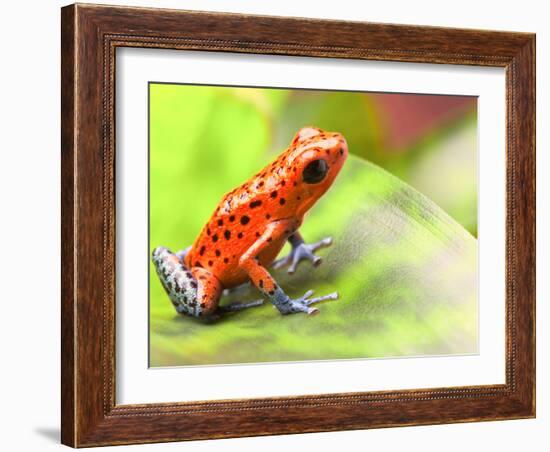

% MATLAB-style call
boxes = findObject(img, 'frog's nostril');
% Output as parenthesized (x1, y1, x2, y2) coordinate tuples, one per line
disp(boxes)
(338, 139, 349, 157)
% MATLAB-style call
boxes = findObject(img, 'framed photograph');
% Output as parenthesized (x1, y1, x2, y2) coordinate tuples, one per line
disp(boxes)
(61, 3, 535, 447)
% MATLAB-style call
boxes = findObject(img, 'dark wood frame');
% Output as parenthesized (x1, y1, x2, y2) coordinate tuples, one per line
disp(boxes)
(61, 3, 536, 447)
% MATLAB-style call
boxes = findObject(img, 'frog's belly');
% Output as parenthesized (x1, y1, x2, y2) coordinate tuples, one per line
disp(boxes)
(215, 238, 286, 288)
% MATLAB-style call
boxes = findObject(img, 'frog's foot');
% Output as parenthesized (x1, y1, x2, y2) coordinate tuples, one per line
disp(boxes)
(272, 237, 333, 274)
(275, 289, 338, 315)
(218, 299, 264, 312)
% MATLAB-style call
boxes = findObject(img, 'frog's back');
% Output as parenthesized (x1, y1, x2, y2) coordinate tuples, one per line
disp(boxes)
(185, 159, 293, 287)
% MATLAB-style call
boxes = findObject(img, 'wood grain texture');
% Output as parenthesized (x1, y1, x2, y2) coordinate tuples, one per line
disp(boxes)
(60, 3, 536, 447)
(60, 5, 76, 447)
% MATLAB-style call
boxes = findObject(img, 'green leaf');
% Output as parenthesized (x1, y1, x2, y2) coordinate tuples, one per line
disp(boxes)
(150, 155, 477, 366)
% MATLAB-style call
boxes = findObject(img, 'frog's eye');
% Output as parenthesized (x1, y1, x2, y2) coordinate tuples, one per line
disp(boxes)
(302, 159, 328, 184)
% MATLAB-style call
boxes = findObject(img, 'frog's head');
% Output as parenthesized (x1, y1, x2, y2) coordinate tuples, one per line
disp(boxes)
(286, 126, 348, 216)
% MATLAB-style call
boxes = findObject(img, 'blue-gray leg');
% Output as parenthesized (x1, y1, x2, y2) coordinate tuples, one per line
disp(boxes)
(272, 232, 333, 274)
(268, 287, 338, 315)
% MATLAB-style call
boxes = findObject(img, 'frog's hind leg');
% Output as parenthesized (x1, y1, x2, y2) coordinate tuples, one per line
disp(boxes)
(152, 246, 221, 317)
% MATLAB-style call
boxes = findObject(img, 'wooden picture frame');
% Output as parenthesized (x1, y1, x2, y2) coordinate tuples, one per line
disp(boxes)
(61, 3, 535, 447)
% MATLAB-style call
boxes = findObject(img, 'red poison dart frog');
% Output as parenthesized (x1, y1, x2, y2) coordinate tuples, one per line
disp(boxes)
(152, 127, 348, 317)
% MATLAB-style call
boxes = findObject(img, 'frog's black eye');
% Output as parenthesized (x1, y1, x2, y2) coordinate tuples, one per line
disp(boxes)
(302, 159, 328, 184)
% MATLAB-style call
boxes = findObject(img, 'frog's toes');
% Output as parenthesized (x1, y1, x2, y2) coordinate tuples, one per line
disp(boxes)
(310, 236, 333, 253)
(277, 290, 338, 315)
(292, 244, 323, 272)
(273, 237, 333, 274)
(271, 253, 292, 271)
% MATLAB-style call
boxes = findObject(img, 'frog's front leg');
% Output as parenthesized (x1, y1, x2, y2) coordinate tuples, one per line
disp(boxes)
(239, 221, 338, 315)
(272, 231, 333, 274)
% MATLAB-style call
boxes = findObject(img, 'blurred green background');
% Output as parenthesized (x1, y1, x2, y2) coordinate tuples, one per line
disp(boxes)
(149, 83, 478, 367)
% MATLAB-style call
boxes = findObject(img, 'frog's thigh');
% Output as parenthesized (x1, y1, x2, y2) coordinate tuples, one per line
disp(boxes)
(152, 246, 221, 317)
(191, 267, 222, 316)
